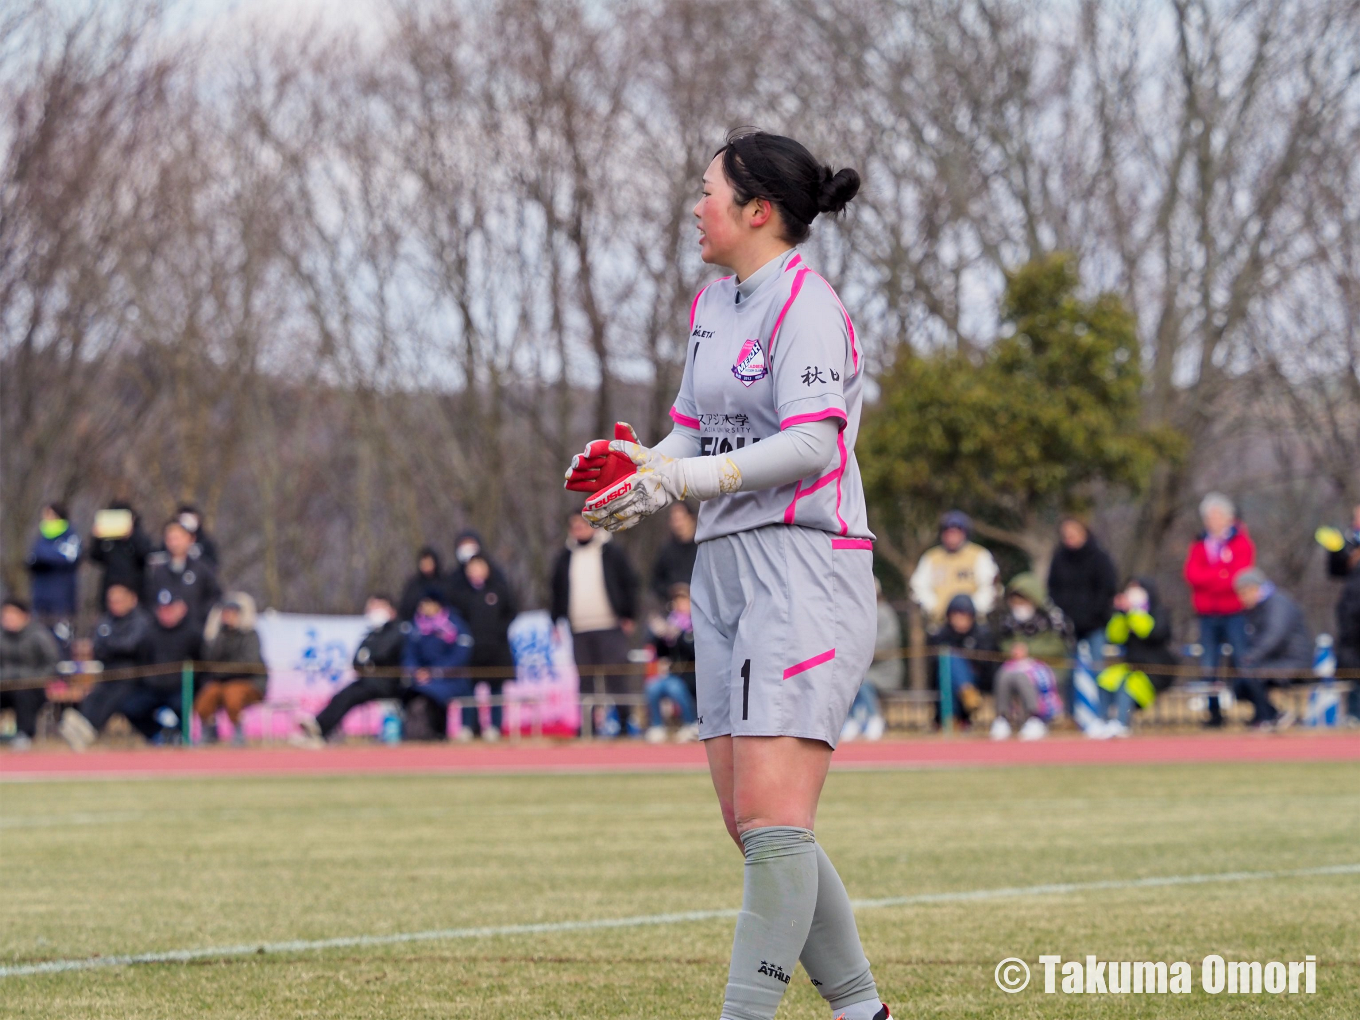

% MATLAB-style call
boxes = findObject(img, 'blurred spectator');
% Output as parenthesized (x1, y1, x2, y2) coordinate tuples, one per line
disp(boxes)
(59, 583, 156, 750)
(195, 594, 265, 744)
(145, 518, 221, 629)
(1183, 492, 1255, 727)
(644, 583, 698, 744)
(296, 594, 407, 745)
(1047, 516, 1118, 657)
(1095, 578, 1178, 736)
(842, 579, 902, 741)
(910, 510, 999, 625)
(926, 593, 997, 729)
(174, 503, 219, 569)
(126, 596, 206, 742)
(1322, 503, 1360, 580)
(24, 502, 81, 647)
(398, 546, 443, 623)
(402, 591, 475, 740)
(1232, 568, 1309, 730)
(551, 514, 639, 738)
(89, 502, 153, 602)
(651, 502, 698, 602)
(445, 530, 488, 607)
(1328, 504, 1360, 724)
(450, 553, 518, 740)
(0, 596, 61, 751)
(991, 573, 1071, 741)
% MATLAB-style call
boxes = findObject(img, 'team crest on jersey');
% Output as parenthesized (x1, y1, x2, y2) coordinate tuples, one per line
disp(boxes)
(731, 338, 769, 387)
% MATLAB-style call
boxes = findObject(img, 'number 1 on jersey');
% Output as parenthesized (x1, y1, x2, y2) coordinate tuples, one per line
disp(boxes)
(741, 659, 751, 721)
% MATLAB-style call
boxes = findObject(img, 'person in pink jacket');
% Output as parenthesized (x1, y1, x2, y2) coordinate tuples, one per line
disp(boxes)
(1183, 492, 1255, 726)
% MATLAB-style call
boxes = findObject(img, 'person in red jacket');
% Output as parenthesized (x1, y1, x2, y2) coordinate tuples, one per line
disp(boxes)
(1183, 492, 1255, 726)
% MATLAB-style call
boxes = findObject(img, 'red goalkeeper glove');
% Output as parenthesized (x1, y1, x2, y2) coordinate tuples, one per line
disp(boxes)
(564, 422, 639, 494)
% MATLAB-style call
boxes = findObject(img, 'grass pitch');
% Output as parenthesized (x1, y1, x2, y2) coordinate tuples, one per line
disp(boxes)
(1, 759, 1358, 1018)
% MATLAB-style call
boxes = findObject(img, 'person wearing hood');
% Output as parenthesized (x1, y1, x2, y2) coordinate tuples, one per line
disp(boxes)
(194, 593, 266, 743)
(89, 501, 153, 601)
(1232, 568, 1309, 729)
(991, 573, 1071, 740)
(551, 513, 639, 737)
(926, 593, 998, 729)
(402, 590, 476, 739)
(909, 510, 1000, 626)
(296, 594, 408, 745)
(24, 502, 81, 646)
(1183, 493, 1255, 726)
(1094, 578, 1178, 735)
(397, 546, 444, 623)
(1, 596, 61, 750)
(449, 553, 519, 740)
(59, 582, 157, 750)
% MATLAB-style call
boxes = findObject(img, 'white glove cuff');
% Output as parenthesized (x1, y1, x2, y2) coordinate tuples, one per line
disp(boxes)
(678, 455, 742, 502)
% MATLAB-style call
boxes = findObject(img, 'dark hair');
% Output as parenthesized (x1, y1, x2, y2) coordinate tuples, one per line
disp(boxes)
(2, 595, 31, 613)
(716, 129, 860, 244)
(45, 502, 70, 520)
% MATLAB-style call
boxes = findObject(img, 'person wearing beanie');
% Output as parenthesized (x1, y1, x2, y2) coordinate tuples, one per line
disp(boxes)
(925, 593, 998, 729)
(1231, 568, 1310, 729)
(909, 510, 1000, 626)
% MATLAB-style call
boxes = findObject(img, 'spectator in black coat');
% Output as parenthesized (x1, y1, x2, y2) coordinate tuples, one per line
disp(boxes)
(145, 518, 221, 629)
(89, 502, 153, 602)
(551, 514, 639, 736)
(297, 595, 407, 744)
(1324, 503, 1360, 725)
(450, 554, 518, 740)
(174, 504, 219, 570)
(1, 596, 61, 749)
(926, 594, 998, 728)
(651, 502, 698, 603)
(1232, 568, 1311, 729)
(60, 583, 156, 750)
(1047, 517, 1119, 654)
(119, 597, 206, 741)
(195, 594, 267, 743)
(397, 547, 443, 623)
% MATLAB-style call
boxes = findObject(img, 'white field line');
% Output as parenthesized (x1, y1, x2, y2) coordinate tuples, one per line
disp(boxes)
(2, 863, 1356, 979)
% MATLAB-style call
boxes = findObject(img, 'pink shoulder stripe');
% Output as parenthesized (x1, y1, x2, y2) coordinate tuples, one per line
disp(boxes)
(783, 647, 836, 680)
(688, 277, 730, 331)
(669, 407, 701, 429)
(786, 253, 803, 271)
(769, 267, 811, 362)
(832, 538, 873, 551)
(780, 408, 848, 430)
(808, 271, 860, 376)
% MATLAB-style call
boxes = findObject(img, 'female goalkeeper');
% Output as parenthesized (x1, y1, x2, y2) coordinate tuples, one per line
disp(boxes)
(567, 129, 890, 1020)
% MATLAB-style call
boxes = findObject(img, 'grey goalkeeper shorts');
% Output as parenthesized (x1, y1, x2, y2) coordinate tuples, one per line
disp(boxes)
(691, 525, 877, 748)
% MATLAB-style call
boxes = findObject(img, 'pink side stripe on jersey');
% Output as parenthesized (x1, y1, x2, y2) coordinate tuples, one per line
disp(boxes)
(783, 647, 836, 680)
(832, 538, 873, 550)
(782, 442, 845, 525)
(669, 406, 701, 429)
(768, 267, 811, 362)
(779, 408, 848, 430)
(833, 430, 849, 535)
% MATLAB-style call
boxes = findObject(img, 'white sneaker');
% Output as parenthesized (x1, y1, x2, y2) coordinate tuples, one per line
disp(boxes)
(1018, 717, 1048, 741)
(453, 727, 475, 743)
(839, 718, 863, 743)
(644, 725, 668, 744)
(10, 734, 32, 752)
(863, 714, 886, 741)
(989, 716, 1012, 741)
(296, 713, 322, 741)
(674, 723, 700, 743)
(1085, 719, 1112, 740)
(481, 727, 501, 743)
(59, 708, 96, 752)
(1105, 720, 1131, 738)
(287, 733, 325, 750)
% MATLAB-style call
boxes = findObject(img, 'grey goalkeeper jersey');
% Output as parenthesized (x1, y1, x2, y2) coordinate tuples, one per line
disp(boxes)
(671, 249, 873, 545)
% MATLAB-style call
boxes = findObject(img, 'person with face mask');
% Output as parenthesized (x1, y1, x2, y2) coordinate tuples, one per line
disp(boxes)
(295, 595, 407, 746)
(991, 573, 1072, 740)
(1094, 578, 1178, 736)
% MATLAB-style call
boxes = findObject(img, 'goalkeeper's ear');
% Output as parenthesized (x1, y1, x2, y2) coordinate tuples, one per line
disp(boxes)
(614, 421, 639, 444)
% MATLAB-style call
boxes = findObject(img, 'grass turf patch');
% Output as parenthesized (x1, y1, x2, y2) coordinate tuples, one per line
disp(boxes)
(1, 760, 1357, 1017)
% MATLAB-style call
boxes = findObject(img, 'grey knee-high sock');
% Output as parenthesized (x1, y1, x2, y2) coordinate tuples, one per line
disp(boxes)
(720, 826, 819, 1020)
(799, 844, 880, 1018)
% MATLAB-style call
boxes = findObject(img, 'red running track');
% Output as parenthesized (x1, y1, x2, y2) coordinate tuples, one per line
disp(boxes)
(3, 731, 1359, 780)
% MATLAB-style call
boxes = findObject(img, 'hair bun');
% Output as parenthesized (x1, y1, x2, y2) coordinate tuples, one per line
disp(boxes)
(817, 167, 860, 214)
